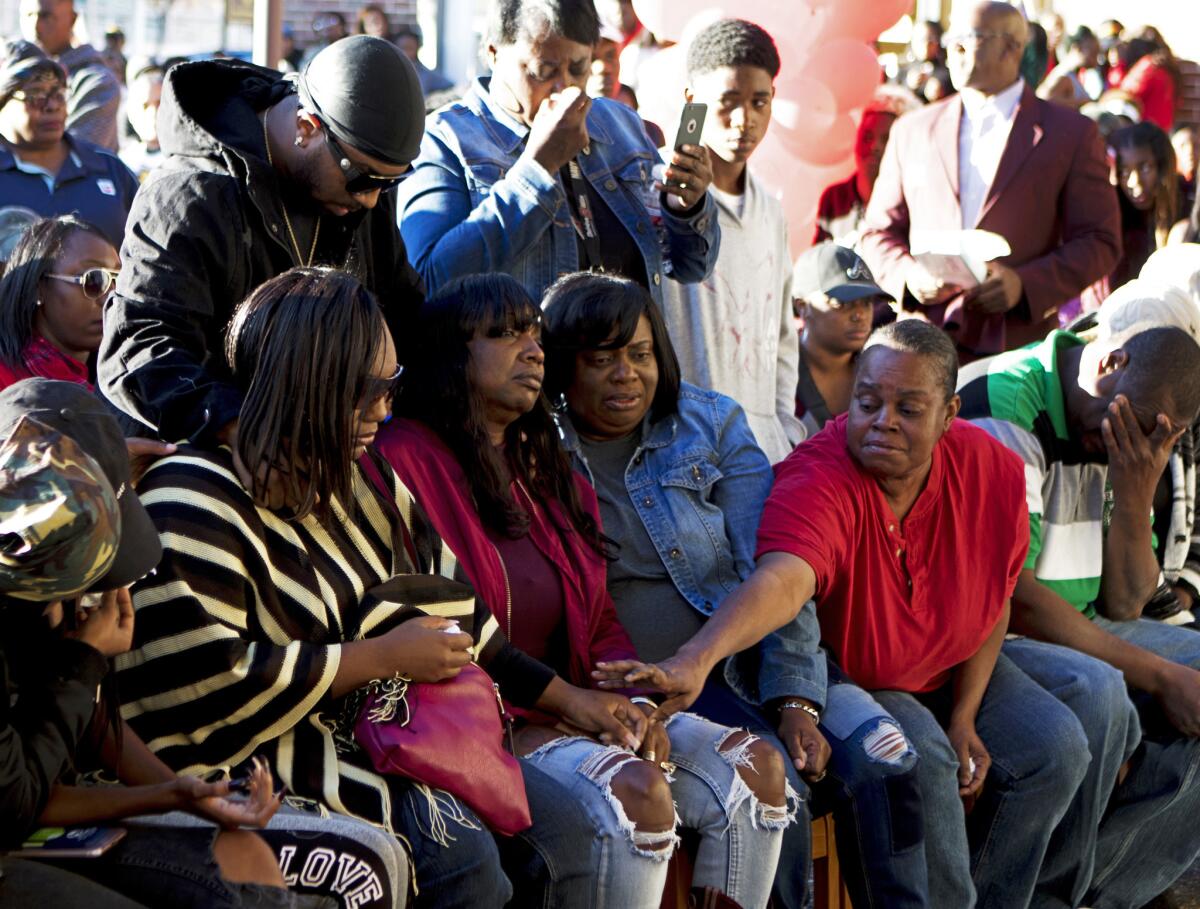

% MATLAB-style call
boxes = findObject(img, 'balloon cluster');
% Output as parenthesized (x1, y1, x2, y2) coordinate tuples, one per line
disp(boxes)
(631, 0, 908, 254)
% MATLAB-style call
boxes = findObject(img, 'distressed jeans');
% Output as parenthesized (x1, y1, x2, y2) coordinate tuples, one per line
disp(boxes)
(818, 652, 1089, 909)
(522, 713, 793, 909)
(689, 676, 813, 909)
(1010, 618, 1200, 909)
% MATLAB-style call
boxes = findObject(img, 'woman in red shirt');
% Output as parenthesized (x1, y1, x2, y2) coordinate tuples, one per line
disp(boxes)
(0, 215, 118, 391)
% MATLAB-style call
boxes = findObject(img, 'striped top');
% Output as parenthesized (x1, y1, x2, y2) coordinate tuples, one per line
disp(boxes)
(116, 447, 549, 833)
(958, 331, 1106, 616)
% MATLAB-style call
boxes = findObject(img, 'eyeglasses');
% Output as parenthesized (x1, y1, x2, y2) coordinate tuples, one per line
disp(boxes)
(10, 86, 67, 111)
(359, 364, 403, 406)
(942, 30, 1018, 51)
(321, 124, 409, 196)
(43, 268, 120, 300)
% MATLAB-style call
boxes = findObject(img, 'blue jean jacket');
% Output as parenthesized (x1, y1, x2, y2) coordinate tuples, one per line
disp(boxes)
(559, 383, 827, 709)
(397, 78, 720, 304)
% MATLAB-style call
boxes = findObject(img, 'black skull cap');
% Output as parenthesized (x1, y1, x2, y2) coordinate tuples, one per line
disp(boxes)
(298, 35, 425, 166)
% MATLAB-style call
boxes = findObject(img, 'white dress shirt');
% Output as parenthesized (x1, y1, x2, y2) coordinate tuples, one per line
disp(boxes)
(958, 78, 1025, 228)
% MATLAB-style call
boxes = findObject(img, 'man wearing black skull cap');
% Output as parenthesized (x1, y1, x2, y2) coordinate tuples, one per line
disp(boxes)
(98, 36, 426, 451)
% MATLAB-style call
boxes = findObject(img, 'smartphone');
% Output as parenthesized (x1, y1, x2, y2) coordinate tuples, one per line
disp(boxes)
(673, 102, 707, 151)
(17, 826, 127, 859)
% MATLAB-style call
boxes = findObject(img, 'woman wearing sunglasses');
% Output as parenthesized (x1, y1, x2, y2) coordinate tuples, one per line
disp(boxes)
(0, 214, 119, 392)
(0, 41, 138, 250)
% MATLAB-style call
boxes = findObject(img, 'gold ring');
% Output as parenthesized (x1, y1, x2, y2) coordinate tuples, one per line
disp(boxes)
(643, 751, 657, 763)
(659, 761, 677, 774)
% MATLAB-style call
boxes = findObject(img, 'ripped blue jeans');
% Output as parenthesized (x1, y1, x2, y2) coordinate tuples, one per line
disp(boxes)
(820, 653, 1090, 909)
(522, 712, 796, 909)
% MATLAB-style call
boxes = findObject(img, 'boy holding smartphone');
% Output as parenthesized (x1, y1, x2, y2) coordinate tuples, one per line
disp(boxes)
(661, 19, 805, 464)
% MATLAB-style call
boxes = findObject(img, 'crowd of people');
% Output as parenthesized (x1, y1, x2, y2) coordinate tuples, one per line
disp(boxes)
(3, 0, 1200, 907)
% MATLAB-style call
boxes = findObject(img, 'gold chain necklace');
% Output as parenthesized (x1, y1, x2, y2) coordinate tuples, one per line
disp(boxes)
(261, 108, 320, 267)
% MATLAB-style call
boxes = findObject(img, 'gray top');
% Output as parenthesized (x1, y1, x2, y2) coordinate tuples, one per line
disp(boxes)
(580, 431, 706, 662)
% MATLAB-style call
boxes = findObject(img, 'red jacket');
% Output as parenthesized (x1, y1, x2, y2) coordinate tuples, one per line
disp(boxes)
(860, 85, 1121, 354)
(377, 418, 639, 694)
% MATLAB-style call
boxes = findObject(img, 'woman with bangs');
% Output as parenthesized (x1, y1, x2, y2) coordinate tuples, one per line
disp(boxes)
(376, 271, 792, 909)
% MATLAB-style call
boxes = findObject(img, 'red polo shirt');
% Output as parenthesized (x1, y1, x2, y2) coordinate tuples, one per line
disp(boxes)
(757, 415, 1029, 693)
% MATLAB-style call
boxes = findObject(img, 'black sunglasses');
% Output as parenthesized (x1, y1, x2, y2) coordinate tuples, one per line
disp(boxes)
(44, 267, 120, 300)
(359, 364, 404, 406)
(321, 125, 409, 196)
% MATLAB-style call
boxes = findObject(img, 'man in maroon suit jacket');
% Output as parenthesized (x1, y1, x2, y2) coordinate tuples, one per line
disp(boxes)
(860, 1, 1121, 355)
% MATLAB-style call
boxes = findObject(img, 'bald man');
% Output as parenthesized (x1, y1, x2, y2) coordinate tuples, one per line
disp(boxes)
(861, 1, 1120, 357)
(19, 0, 120, 149)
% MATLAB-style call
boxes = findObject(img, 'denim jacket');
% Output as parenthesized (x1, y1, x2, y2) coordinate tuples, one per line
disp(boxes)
(559, 382, 828, 709)
(397, 77, 720, 305)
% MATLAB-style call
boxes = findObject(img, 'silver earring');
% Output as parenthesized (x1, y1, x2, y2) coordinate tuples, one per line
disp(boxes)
(294, 136, 302, 146)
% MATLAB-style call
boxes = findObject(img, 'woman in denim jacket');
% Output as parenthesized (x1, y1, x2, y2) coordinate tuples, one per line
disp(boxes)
(543, 271, 827, 908)
(395, 0, 720, 304)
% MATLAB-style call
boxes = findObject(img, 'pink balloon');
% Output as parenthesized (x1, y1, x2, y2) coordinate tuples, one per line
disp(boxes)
(630, 44, 688, 140)
(815, 0, 909, 41)
(631, 0, 694, 42)
(772, 76, 837, 134)
(785, 112, 858, 167)
(805, 40, 880, 111)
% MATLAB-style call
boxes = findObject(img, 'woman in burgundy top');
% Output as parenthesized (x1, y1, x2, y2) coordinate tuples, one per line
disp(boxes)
(377, 272, 792, 909)
(0, 215, 118, 391)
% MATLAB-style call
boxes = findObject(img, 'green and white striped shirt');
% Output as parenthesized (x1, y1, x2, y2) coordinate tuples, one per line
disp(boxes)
(958, 331, 1107, 617)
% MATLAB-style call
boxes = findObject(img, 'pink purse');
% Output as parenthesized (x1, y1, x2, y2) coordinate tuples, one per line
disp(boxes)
(354, 662, 532, 836)
(353, 453, 531, 836)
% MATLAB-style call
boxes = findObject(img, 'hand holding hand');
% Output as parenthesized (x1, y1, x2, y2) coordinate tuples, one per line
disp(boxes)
(592, 652, 707, 720)
(636, 704, 672, 767)
(66, 588, 135, 657)
(965, 262, 1023, 314)
(947, 720, 990, 798)
(557, 686, 647, 750)
(776, 705, 831, 780)
(527, 86, 591, 174)
(372, 616, 474, 683)
(905, 260, 961, 306)
(187, 756, 283, 829)
(657, 144, 713, 212)
(1103, 396, 1184, 506)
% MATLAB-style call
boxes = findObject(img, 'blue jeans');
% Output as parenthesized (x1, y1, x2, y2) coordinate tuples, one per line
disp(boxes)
(497, 761, 601, 908)
(523, 713, 791, 909)
(822, 652, 1089, 909)
(1085, 617, 1200, 907)
(690, 677, 812, 909)
(1000, 637, 1140, 909)
(390, 785, 511, 909)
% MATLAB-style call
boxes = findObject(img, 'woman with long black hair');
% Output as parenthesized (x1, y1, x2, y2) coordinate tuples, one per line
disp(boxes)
(377, 272, 793, 909)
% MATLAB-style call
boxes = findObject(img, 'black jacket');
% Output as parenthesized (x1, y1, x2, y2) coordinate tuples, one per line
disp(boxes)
(98, 60, 424, 445)
(0, 608, 109, 847)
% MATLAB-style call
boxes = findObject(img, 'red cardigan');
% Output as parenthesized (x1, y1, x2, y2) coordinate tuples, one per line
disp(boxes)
(376, 418, 638, 692)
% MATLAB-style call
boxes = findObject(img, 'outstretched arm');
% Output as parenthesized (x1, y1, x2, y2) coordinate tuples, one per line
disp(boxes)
(593, 552, 817, 717)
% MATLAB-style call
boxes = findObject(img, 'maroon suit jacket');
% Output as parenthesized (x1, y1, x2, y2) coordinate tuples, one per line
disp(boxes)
(860, 85, 1121, 353)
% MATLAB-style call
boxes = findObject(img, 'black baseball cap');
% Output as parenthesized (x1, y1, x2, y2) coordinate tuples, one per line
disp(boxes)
(0, 380, 161, 598)
(793, 243, 891, 304)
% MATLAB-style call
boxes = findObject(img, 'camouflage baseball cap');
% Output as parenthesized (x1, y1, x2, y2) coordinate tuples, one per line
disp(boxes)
(0, 415, 119, 601)
(0, 379, 161, 601)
